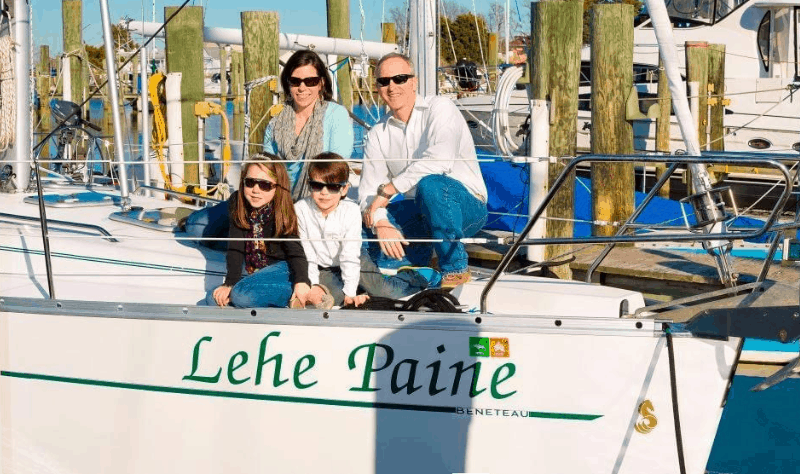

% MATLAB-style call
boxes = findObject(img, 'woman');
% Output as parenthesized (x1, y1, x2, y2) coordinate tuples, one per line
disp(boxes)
(207, 154, 312, 308)
(264, 49, 354, 200)
(183, 49, 353, 249)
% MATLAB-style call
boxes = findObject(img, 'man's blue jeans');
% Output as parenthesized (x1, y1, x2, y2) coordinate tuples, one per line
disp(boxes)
(205, 260, 293, 308)
(366, 174, 487, 276)
(183, 200, 229, 251)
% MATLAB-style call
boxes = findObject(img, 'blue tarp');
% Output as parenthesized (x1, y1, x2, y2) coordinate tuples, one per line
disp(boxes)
(479, 157, 771, 242)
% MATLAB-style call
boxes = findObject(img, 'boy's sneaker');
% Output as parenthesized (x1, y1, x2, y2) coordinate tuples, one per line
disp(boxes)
(441, 270, 471, 289)
(397, 266, 442, 289)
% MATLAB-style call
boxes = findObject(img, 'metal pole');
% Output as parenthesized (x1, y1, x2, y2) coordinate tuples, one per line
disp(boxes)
(408, 0, 437, 97)
(140, 47, 151, 195)
(505, 0, 510, 63)
(13, 0, 31, 191)
(99, 0, 131, 209)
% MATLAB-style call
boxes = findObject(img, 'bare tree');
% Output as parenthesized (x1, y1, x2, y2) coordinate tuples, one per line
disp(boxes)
(440, 0, 468, 21)
(387, 3, 410, 51)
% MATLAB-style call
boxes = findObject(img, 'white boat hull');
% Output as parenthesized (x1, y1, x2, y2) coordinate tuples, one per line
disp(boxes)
(0, 297, 738, 474)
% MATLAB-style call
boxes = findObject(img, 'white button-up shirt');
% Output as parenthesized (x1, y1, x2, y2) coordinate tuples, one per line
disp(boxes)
(359, 95, 488, 224)
(295, 197, 362, 297)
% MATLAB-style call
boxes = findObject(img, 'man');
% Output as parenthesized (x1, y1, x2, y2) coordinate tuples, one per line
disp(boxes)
(359, 53, 488, 288)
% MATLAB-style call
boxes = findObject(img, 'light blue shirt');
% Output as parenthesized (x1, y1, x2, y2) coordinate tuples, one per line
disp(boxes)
(263, 101, 354, 188)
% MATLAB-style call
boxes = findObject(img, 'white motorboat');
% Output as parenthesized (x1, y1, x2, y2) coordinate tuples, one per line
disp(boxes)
(462, 0, 800, 156)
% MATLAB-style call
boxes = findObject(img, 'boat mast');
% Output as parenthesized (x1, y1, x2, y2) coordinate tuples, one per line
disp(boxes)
(643, 0, 734, 284)
(99, 0, 131, 209)
(12, 0, 31, 191)
(505, 0, 510, 63)
(409, 0, 438, 97)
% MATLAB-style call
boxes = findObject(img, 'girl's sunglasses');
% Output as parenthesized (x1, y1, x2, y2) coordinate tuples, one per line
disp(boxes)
(288, 76, 322, 88)
(376, 74, 414, 87)
(309, 181, 347, 193)
(244, 177, 278, 192)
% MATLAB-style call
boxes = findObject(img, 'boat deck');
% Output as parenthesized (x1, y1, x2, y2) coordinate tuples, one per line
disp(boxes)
(465, 230, 800, 299)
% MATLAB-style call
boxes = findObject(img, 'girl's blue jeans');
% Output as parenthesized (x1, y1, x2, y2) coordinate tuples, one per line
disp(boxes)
(205, 260, 293, 308)
(183, 200, 230, 251)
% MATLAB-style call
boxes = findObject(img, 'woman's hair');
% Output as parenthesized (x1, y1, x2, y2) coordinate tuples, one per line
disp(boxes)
(308, 152, 350, 184)
(231, 153, 298, 236)
(281, 50, 333, 102)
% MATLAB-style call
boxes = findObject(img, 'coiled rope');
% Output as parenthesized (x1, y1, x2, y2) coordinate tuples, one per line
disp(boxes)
(0, 35, 16, 152)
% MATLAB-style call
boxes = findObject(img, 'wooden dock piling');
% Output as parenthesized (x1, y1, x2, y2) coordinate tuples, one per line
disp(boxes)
(708, 43, 726, 152)
(655, 56, 672, 197)
(164, 5, 205, 190)
(381, 23, 396, 45)
(529, 0, 583, 279)
(62, 0, 84, 109)
(488, 33, 498, 88)
(327, 0, 352, 110)
(231, 50, 243, 114)
(685, 41, 709, 150)
(37, 46, 51, 159)
(219, 45, 229, 109)
(241, 11, 279, 157)
(590, 3, 635, 237)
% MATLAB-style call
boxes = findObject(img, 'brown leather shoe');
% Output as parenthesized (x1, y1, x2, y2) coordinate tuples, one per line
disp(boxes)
(441, 270, 471, 289)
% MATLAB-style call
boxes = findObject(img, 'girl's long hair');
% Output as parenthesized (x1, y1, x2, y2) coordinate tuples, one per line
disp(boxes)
(231, 153, 298, 236)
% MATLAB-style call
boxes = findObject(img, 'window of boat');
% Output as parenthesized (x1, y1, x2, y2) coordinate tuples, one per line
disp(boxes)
(715, 0, 750, 23)
(665, 0, 715, 25)
(758, 11, 771, 72)
(638, 0, 751, 27)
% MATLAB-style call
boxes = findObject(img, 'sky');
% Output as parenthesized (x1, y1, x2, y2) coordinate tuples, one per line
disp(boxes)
(30, 0, 517, 55)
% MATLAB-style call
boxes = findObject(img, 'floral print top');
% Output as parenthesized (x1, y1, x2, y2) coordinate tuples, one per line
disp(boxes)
(244, 204, 273, 274)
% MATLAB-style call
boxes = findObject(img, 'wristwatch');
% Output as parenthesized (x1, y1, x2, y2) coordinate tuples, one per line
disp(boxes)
(377, 183, 394, 199)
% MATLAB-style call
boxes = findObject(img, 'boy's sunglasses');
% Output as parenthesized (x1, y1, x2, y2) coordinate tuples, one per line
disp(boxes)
(376, 74, 414, 87)
(309, 180, 347, 193)
(244, 177, 278, 192)
(288, 76, 322, 88)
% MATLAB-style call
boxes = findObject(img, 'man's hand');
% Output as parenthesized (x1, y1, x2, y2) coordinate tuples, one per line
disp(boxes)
(374, 220, 408, 260)
(363, 195, 389, 228)
(363, 182, 398, 228)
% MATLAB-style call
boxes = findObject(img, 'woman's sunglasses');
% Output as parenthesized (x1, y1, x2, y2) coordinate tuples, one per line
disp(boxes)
(376, 74, 414, 87)
(288, 76, 322, 88)
(309, 181, 347, 193)
(244, 177, 278, 192)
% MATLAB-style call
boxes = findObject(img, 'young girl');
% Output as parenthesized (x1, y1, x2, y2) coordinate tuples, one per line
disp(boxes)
(208, 154, 312, 308)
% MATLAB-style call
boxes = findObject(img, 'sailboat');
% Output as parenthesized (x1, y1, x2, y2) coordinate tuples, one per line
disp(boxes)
(1, 0, 799, 472)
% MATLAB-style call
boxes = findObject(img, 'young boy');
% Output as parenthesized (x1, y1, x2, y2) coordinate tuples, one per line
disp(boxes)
(295, 153, 369, 307)
(296, 153, 438, 308)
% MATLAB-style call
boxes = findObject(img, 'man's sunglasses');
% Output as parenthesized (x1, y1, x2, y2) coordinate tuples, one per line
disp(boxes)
(309, 180, 347, 193)
(244, 177, 278, 192)
(288, 76, 322, 88)
(376, 74, 415, 87)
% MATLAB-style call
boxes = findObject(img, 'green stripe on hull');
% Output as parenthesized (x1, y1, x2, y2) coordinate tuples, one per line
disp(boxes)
(1, 370, 601, 421)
